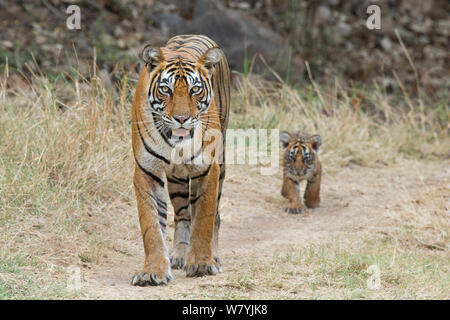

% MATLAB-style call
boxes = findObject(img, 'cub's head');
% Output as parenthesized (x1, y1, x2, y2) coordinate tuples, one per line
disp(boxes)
(280, 131, 322, 176)
(140, 45, 224, 142)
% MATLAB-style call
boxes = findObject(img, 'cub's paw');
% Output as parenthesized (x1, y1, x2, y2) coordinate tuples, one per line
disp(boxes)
(285, 207, 303, 214)
(170, 255, 186, 270)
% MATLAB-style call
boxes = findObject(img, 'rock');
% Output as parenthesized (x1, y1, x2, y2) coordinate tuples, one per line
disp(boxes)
(315, 6, 331, 26)
(380, 37, 392, 51)
(117, 39, 126, 49)
(114, 26, 125, 37)
(152, 12, 185, 39)
(152, 0, 303, 81)
(2, 40, 13, 49)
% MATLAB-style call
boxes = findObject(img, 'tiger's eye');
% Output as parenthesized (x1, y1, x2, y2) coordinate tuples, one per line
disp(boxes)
(191, 86, 200, 93)
(161, 86, 170, 93)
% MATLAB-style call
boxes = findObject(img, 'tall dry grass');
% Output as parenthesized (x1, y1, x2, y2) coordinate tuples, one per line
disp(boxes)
(0, 62, 448, 298)
(0, 67, 135, 298)
(231, 73, 449, 170)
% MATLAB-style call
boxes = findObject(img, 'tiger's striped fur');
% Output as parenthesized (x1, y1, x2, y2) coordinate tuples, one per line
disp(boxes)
(131, 35, 230, 286)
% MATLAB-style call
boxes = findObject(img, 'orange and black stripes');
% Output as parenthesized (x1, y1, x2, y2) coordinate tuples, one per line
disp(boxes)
(280, 131, 323, 215)
(131, 35, 230, 285)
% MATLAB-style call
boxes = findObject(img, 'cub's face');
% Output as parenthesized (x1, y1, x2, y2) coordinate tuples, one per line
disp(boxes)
(141, 45, 223, 142)
(280, 131, 322, 177)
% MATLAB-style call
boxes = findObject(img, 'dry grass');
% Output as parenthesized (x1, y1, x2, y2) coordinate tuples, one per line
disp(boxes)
(0, 63, 448, 299)
(0, 68, 133, 298)
(231, 74, 449, 170)
(385, 181, 449, 252)
(200, 238, 449, 299)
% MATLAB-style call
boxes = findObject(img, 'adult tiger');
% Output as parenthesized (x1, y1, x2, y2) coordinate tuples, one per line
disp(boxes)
(131, 35, 230, 286)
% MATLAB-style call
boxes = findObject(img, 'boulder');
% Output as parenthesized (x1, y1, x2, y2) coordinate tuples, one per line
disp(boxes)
(152, 0, 304, 81)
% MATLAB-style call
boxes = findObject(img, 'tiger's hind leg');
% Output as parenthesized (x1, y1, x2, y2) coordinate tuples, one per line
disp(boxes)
(167, 176, 191, 270)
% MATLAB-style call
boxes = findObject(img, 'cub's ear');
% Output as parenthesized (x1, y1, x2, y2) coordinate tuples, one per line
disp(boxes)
(310, 134, 322, 151)
(199, 47, 224, 73)
(141, 45, 164, 71)
(280, 131, 292, 150)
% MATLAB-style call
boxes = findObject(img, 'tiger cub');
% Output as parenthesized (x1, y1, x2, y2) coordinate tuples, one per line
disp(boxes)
(280, 131, 322, 214)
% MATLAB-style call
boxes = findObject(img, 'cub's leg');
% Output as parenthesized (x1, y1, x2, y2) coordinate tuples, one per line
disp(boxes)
(131, 167, 172, 286)
(282, 175, 304, 214)
(281, 173, 290, 198)
(167, 177, 191, 269)
(185, 163, 221, 277)
(304, 165, 321, 208)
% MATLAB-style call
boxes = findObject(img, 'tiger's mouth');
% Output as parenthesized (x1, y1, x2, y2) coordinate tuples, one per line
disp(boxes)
(166, 127, 195, 142)
(172, 128, 190, 137)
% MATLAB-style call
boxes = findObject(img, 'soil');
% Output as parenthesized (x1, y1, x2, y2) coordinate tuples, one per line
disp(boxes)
(81, 159, 448, 299)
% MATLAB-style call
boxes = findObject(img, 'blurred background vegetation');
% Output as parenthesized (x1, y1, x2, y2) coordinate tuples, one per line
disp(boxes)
(0, 0, 448, 101)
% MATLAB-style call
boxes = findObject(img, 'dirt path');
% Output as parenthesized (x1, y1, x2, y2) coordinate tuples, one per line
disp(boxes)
(81, 160, 449, 299)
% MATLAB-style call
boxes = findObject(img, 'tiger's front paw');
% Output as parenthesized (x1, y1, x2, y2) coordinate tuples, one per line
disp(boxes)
(305, 197, 320, 209)
(285, 206, 303, 214)
(131, 271, 173, 286)
(131, 259, 172, 286)
(184, 252, 222, 277)
(185, 262, 221, 277)
(305, 201, 320, 209)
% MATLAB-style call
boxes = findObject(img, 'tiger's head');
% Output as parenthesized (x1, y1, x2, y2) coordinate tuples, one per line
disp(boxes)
(280, 131, 322, 177)
(141, 44, 224, 143)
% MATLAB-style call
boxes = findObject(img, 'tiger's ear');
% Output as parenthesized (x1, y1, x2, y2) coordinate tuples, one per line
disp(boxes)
(141, 45, 164, 71)
(280, 131, 292, 150)
(310, 134, 322, 151)
(199, 47, 224, 73)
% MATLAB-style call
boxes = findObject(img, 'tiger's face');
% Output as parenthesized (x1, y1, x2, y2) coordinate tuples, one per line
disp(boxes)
(280, 131, 322, 178)
(141, 45, 223, 143)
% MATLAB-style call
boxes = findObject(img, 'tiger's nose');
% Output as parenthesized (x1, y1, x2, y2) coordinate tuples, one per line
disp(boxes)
(174, 115, 189, 124)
